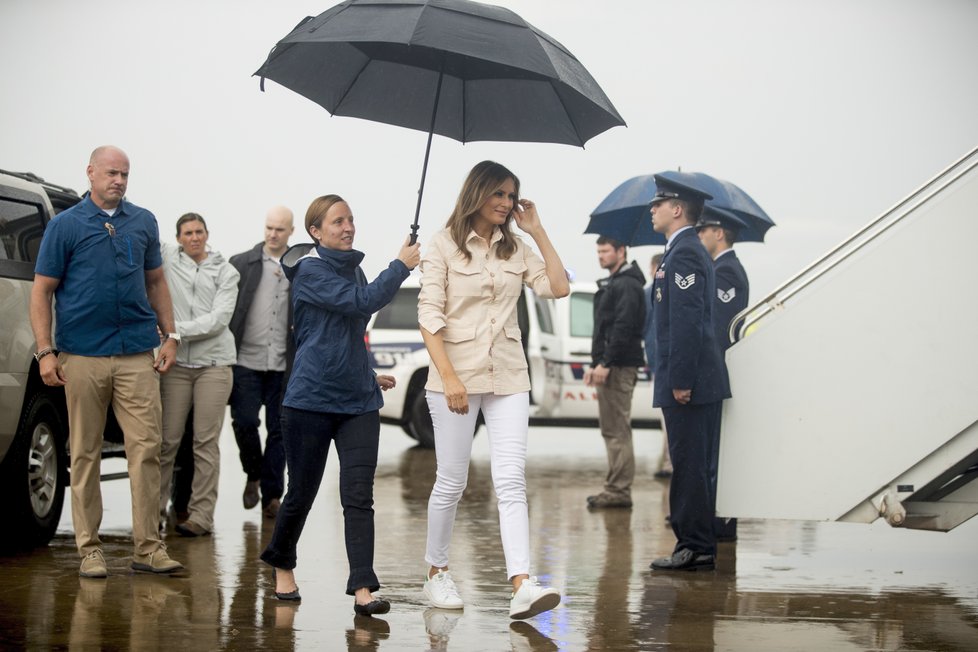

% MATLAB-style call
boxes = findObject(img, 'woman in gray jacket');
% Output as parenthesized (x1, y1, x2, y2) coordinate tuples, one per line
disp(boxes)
(158, 213, 240, 536)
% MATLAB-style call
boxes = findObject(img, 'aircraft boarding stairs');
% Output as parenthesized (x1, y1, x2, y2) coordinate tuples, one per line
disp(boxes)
(716, 146, 978, 532)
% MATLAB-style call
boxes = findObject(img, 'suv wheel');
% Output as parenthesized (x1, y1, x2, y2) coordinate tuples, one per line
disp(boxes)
(0, 393, 68, 551)
(406, 390, 436, 449)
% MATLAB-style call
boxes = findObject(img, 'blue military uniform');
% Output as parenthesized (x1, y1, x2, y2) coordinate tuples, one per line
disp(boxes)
(712, 249, 749, 350)
(697, 206, 750, 352)
(696, 205, 750, 542)
(649, 176, 730, 568)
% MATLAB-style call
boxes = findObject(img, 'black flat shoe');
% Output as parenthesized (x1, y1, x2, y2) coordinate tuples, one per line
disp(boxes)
(275, 587, 301, 601)
(272, 568, 301, 601)
(354, 599, 391, 616)
(649, 548, 715, 571)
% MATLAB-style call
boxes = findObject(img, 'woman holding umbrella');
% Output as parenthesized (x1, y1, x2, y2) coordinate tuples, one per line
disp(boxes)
(260, 195, 420, 614)
(418, 160, 569, 619)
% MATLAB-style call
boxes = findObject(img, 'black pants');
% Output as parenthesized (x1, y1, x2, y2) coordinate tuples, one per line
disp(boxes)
(708, 404, 737, 540)
(260, 406, 381, 595)
(229, 366, 286, 507)
(663, 401, 721, 556)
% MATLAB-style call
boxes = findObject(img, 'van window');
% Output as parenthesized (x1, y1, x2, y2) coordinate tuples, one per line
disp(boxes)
(569, 291, 594, 338)
(373, 287, 420, 329)
(534, 295, 554, 334)
(0, 198, 45, 262)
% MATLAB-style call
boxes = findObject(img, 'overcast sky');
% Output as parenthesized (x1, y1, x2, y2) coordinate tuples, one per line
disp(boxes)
(3, 0, 977, 296)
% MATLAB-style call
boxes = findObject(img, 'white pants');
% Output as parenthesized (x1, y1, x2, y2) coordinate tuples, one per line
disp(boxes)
(425, 391, 530, 580)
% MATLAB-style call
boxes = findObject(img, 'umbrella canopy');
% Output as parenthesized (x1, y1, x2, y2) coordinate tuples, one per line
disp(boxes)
(585, 172, 774, 246)
(656, 171, 774, 243)
(585, 174, 665, 246)
(255, 0, 625, 240)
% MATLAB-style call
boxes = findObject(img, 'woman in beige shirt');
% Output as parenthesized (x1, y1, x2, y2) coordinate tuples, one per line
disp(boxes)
(418, 160, 569, 620)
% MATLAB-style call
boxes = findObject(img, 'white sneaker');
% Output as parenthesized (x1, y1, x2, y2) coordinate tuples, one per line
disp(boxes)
(509, 577, 560, 620)
(423, 570, 464, 609)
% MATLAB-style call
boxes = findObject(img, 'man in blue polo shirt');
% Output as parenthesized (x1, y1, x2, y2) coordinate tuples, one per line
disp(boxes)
(30, 145, 185, 578)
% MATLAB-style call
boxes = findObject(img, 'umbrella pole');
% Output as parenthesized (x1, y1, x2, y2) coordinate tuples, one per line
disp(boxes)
(411, 69, 445, 245)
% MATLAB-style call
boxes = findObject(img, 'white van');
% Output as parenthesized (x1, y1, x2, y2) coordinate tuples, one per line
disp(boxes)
(367, 277, 659, 447)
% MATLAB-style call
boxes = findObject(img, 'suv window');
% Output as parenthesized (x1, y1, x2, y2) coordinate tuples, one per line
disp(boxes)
(373, 287, 420, 329)
(569, 291, 594, 338)
(0, 197, 46, 263)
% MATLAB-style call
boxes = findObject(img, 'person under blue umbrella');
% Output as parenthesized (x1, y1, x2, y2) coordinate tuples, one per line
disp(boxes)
(696, 205, 750, 543)
(647, 175, 730, 572)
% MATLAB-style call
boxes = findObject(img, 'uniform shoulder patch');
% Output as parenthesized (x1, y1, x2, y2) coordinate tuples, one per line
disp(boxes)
(674, 272, 696, 290)
(718, 287, 736, 303)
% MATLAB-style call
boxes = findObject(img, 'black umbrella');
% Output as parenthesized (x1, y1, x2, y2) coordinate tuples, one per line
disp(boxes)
(255, 0, 625, 242)
(585, 172, 774, 246)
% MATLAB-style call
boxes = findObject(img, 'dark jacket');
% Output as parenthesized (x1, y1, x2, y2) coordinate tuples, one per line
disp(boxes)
(644, 283, 656, 369)
(281, 245, 409, 414)
(228, 242, 265, 352)
(713, 250, 749, 353)
(591, 260, 647, 368)
(651, 228, 731, 407)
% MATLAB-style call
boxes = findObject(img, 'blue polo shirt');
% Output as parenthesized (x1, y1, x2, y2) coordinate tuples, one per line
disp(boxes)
(35, 195, 163, 356)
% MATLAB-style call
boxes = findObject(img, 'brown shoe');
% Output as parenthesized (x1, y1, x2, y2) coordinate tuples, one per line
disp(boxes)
(79, 549, 108, 578)
(175, 521, 209, 537)
(243, 480, 261, 509)
(132, 544, 184, 574)
(263, 499, 281, 519)
(586, 492, 633, 509)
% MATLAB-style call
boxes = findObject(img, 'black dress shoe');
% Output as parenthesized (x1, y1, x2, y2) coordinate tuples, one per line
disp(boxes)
(354, 599, 391, 616)
(650, 548, 715, 571)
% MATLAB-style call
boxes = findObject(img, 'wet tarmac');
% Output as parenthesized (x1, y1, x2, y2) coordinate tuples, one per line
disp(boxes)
(1, 423, 976, 651)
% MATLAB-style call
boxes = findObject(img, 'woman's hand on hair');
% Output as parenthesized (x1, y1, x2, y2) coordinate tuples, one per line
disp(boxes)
(514, 198, 542, 235)
(397, 237, 421, 270)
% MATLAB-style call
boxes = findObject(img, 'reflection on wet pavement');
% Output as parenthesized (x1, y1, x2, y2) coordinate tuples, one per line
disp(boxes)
(1, 424, 976, 650)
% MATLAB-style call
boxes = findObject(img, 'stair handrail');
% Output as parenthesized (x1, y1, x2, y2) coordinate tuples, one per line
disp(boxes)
(730, 144, 978, 343)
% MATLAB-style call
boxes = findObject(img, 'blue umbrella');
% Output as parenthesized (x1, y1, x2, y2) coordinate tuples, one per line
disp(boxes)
(585, 172, 774, 246)
(585, 174, 664, 246)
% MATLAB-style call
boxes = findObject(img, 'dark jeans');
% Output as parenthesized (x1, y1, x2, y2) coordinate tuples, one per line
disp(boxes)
(230, 366, 285, 506)
(260, 406, 381, 596)
(663, 402, 721, 557)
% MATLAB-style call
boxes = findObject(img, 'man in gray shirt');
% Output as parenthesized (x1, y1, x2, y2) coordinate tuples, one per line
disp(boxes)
(228, 206, 294, 518)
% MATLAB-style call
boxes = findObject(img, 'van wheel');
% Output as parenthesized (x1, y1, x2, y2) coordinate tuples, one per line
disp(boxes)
(406, 390, 436, 449)
(0, 394, 68, 551)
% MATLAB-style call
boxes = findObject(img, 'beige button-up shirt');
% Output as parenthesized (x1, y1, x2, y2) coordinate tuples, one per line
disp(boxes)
(419, 227, 556, 395)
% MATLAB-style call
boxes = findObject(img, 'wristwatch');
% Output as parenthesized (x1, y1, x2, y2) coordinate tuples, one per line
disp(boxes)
(164, 332, 181, 343)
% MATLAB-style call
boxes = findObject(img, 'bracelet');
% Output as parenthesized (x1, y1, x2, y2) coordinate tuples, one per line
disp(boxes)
(34, 347, 55, 362)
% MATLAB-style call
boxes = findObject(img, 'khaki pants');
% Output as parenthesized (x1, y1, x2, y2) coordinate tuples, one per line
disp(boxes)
(61, 351, 163, 557)
(595, 366, 638, 497)
(159, 365, 233, 531)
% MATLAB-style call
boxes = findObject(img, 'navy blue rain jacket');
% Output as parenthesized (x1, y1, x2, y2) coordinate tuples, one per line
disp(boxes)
(650, 229, 731, 407)
(282, 245, 409, 414)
